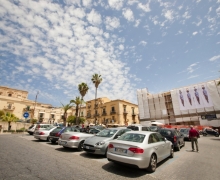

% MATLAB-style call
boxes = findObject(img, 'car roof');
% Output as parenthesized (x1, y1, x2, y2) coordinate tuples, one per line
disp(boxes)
(106, 127, 127, 130)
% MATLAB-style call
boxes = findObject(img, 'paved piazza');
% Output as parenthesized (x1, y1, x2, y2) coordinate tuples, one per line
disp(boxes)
(0, 133, 220, 180)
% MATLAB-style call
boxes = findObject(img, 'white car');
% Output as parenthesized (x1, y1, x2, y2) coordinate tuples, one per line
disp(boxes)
(107, 131, 173, 173)
(58, 127, 94, 151)
(34, 126, 57, 141)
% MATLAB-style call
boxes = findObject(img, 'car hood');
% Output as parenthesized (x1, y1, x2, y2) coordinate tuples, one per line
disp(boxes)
(84, 135, 113, 145)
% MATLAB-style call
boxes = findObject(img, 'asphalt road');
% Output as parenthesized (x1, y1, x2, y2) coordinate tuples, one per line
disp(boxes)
(0, 133, 220, 180)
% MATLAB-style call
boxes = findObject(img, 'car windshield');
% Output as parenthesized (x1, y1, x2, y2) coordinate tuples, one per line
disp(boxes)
(180, 129, 189, 133)
(117, 133, 145, 143)
(96, 129, 117, 137)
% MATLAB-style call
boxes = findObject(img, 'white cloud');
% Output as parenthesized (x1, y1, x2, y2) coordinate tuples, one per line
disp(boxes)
(122, 8, 134, 21)
(108, 0, 124, 10)
(192, 31, 198, 35)
(87, 9, 102, 26)
(188, 75, 199, 79)
(186, 63, 199, 73)
(105, 16, 120, 30)
(139, 41, 147, 46)
(164, 10, 174, 21)
(209, 55, 220, 61)
(137, 2, 151, 12)
(146, 64, 151, 69)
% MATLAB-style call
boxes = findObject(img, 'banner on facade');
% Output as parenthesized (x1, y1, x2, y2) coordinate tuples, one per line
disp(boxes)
(177, 83, 213, 110)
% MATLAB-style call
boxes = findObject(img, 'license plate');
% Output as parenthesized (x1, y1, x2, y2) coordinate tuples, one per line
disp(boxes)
(60, 141, 67, 145)
(86, 146, 90, 149)
(115, 148, 127, 153)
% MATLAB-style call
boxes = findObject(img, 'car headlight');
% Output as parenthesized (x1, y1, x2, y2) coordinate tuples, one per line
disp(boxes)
(95, 141, 105, 146)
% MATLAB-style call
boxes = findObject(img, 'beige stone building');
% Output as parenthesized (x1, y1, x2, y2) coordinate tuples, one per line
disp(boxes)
(0, 86, 139, 127)
(86, 97, 139, 126)
(0, 86, 87, 124)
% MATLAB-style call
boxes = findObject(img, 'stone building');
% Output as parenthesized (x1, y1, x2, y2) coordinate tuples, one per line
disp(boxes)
(86, 97, 139, 126)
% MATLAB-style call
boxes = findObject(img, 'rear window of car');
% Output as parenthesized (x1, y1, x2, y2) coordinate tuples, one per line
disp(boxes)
(63, 127, 79, 133)
(160, 129, 173, 136)
(127, 126, 139, 131)
(142, 127, 149, 131)
(117, 133, 145, 143)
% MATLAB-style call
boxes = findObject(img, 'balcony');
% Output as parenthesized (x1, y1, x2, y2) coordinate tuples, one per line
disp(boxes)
(87, 114, 91, 118)
(110, 111, 116, 115)
(102, 112, 107, 116)
(87, 105, 91, 109)
(93, 113, 100, 118)
(123, 111, 128, 115)
(132, 113, 136, 116)
(3, 106, 15, 111)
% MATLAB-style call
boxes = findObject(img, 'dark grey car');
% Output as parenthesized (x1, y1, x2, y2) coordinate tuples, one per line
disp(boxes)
(83, 127, 131, 156)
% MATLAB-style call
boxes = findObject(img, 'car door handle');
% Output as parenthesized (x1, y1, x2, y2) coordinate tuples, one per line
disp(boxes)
(154, 147, 158, 150)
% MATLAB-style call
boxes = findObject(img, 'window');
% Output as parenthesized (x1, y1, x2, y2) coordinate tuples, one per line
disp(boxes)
(132, 107, 135, 114)
(7, 104, 12, 109)
(142, 127, 150, 131)
(123, 105, 126, 112)
(81, 112, 83, 116)
(155, 133, 165, 142)
(111, 107, 115, 112)
(148, 134, 159, 144)
(8, 94, 12, 97)
(39, 113, 44, 118)
(103, 108, 106, 113)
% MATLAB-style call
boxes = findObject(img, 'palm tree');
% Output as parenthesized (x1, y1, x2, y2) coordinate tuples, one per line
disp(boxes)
(78, 82, 89, 122)
(61, 103, 73, 126)
(70, 96, 81, 125)
(91, 74, 102, 125)
(1, 112, 18, 130)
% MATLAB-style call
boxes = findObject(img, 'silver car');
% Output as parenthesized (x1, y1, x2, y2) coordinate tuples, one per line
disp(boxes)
(107, 131, 173, 173)
(34, 126, 57, 141)
(58, 127, 94, 151)
(83, 127, 131, 156)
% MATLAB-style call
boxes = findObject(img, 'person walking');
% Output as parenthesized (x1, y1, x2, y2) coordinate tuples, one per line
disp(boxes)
(189, 126, 200, 152)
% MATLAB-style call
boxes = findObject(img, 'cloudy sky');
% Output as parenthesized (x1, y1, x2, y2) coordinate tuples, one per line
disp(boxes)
(0, 0, 220, 107)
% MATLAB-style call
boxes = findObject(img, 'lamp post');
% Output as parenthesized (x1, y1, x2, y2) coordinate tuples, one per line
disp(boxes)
(32, 91, 39, 120)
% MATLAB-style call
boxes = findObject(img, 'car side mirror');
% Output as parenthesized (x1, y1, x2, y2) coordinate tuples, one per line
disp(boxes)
(164, 137, 167, 141)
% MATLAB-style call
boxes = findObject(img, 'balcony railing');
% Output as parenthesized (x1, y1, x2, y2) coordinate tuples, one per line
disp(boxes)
(87, 105, 91, 109)
(110, 111, 116, 115)
(93, 113, 100, 118)
(87, 114, 91, 118)
(102, 112, 107, 116)
(132, 113, 136, 116)
(123, 111, 128, 115)
(3, 106, 15, 111)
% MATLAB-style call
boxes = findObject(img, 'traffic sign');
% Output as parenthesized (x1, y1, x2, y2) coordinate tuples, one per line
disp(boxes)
(23, 112, 29, 118)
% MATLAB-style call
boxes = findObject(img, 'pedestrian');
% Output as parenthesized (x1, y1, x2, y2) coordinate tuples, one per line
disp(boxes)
(189, 125, 200, 152)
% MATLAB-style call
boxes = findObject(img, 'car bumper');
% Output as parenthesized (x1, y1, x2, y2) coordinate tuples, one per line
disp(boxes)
(107, 152, 149, 169)
(34, 135, 48, 141)
(58, 139, 79, 148)
(83, 144, 106, 155)
(48, 136, 59, 142)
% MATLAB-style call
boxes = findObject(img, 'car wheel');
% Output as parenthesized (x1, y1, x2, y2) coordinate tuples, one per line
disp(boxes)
(176, 143, 180, 151)
(51, 140, 56, 144)
(169, 146, 174, 158)
(215, 134, 219, 137)
(47, 137, 50, 142)
(77, 141, 84, 151)
(147, 154, 157, 173)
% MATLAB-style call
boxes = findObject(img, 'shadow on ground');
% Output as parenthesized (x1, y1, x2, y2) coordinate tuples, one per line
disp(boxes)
(80, 152, 106, 159)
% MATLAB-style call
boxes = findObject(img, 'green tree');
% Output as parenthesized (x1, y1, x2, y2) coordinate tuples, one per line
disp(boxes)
(0, 110, 4, 119)
(61, 103, 73, 126)
(70, 96, 81, 117)
(91, 74, 102, 124)
(1, 112, 19, 130)
(67, 115, 85, 125)
(30, 119, 37, 124)
(78, 82, 89, 123)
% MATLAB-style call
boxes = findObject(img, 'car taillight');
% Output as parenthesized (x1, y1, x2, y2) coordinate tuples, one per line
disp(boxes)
(174, 136, 177, 142)
(39, 132, 45, 135)
(128, 147, 144, 154)
(69, 136, 79, 140)
(55, 133, 60, 137)
(108, 144, 114, 148)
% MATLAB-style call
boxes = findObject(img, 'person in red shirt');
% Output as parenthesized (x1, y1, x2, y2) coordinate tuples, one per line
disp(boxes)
(189, 126, 200, 152)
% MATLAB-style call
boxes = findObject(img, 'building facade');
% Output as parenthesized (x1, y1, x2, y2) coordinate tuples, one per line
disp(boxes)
(86, 97, 139, 126)
(137, 79, 220, 127)
(0, 86, 87, 124)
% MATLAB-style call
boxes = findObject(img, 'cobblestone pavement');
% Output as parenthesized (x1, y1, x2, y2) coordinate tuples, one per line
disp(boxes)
(0, 133, 220, 180)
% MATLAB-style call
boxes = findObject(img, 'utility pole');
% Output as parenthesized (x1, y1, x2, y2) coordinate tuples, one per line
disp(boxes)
(32, 91, 39, 120)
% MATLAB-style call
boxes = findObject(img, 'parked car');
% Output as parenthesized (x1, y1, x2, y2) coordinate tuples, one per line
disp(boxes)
(158, 128, 185, 151)
(48, 126, 69, 144)
(179, 128, 191, 140)
(83, 127, 131, 156)
(127, 124, 150, 131)
(202, 128, 219, 137)
(89, 128, 101, 134)
(149, 126, 162, 132)
(58, 127, 94, 151)
(28, 124, 53, 135)
(107, 131, 173, 173)
(34, 126, 57, 141)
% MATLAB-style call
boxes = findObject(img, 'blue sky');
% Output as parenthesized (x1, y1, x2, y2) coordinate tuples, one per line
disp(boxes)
(0, 0, 220, 107)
